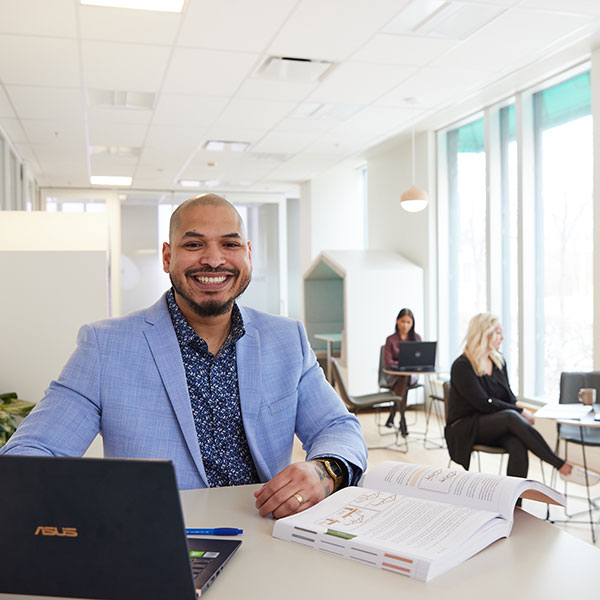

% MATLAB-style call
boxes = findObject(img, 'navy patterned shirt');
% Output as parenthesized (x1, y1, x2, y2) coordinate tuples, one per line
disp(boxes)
(166, 289, 259, 487)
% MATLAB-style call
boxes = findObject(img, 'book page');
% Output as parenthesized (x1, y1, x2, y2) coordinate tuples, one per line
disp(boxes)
(361, 462, 563, 519)
(273, 486, 509, 565)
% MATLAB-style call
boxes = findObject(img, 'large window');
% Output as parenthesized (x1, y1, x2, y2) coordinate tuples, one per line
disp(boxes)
(446, 118, 487, 358)
(532, 72, 593, 398)
(439, 67, 592, 402)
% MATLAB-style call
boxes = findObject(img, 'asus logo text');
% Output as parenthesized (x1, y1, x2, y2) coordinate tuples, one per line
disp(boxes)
(35, 526, 78, 537)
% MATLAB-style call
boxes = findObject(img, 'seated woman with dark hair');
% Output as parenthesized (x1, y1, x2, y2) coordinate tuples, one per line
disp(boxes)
(383, 308, 421, 435)
(446, 312, 598, 484)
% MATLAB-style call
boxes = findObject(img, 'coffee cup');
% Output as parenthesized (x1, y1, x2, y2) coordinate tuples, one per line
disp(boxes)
(578, 388, 596, 406)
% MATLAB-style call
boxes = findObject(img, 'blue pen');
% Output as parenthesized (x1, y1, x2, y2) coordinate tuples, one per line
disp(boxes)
(186, 527, 243, 536)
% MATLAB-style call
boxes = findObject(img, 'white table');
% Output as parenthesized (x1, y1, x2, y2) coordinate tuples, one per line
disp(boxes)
(2, 483, 598, 599)
(535, 403, 600, 542)
(314, 332, 342, 382)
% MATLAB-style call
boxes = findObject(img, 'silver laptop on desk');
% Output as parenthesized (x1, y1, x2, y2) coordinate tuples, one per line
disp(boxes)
(393, 341, 437, 373)
(0, 456, 241, 600)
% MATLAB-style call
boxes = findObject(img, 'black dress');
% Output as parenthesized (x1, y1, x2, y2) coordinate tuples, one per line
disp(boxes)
(445, 354, 522, 470)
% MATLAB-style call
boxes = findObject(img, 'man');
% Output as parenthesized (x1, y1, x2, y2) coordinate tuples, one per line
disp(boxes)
(1, 194, 367, 519)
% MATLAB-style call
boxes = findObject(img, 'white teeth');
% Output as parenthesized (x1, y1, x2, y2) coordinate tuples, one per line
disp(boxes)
(193, 275, 227, 284)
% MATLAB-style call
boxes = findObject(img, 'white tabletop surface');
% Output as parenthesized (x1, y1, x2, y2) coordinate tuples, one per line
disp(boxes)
(3, 483, 598, 599)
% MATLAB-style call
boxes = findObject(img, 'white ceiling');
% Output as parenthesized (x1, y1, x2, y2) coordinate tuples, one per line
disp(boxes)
(0, 0, 599, 199)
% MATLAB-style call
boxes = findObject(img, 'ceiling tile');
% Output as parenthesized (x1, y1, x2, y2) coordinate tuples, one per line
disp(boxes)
(0, 36, 80, 86)
(201, 127, 269, 145)
(268, 0, 411, 61)
(333, 105, 413, 135)
(88, 106, 153, 125)
(274, 117, 337, 135)
(152, 94, 228, 126)
(144, 124, 204, 151)
(7, 86, 85, 120)
(178, 0, 297, 52)
(520, 0, 600, 16)
(212, 98, 295, 130)
(0, 0, 77, 37)
(305, 130, 379, 154)
(251, 131, 321, 154)
(80, 5, 182, 44)
(1, 118, 27, 143)
(236, 78, 317, 102)
(376, 66, 496, 108)
(88, 122, 148, 147)
(433, 9, 593, 71)
(0, 88, 15, 118)
(90, 154, 137, 175)
(162, 47, 259, 95)
(82, 41, 171, 93)
(352, 34, 458, 65)
(21, 119, 86, 146)
(308, 61, 416, 105)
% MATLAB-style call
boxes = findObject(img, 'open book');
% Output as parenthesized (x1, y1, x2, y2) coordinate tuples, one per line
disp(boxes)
(272, 461, 565, 582)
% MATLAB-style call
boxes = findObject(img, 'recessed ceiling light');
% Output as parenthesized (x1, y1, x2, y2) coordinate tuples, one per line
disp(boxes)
(89, 89, 155, 110)
(80, 0, 185, 13)
(203, 140, 249, 153)
(91, 146, 141, 157)
(179, 179, 202, 187)
(256, 56, 335, 82)
(205, 180, 220, 188)
(90, 175, 132, 186)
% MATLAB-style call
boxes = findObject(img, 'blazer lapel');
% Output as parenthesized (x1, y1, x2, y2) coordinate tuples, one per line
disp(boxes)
(236, 311, 270, 480)
(143, 296, 208, 487)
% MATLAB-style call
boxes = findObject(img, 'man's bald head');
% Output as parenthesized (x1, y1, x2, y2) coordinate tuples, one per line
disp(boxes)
(169, 193, 246, 242)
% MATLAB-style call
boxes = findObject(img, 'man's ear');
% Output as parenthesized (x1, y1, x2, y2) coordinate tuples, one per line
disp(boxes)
(247, 241, 252, 267)
(162, 242, 171, 273)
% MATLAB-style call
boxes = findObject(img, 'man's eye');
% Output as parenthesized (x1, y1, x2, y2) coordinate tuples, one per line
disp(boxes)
(224, 242, 241, 248)
(184, 242, 202, 248)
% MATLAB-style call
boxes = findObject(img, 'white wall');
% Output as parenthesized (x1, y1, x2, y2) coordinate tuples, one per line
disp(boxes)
(299, 164, 364, 274)
(0, 212, 109, 404)
(366, 132, 438, 340)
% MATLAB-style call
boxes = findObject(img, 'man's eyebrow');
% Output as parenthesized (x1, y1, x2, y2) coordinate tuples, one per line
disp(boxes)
(180, 231, 242, 239)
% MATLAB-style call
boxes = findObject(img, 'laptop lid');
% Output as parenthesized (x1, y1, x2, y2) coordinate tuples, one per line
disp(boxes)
(0, 456, 240, 600)
(395, 341, 437, 371)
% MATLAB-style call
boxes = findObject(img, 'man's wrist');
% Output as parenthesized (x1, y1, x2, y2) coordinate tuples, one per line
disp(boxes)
(311, 457, 348, 492)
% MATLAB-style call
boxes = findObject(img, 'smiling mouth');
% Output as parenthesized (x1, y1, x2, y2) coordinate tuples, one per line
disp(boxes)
(193, 274, 228, 284)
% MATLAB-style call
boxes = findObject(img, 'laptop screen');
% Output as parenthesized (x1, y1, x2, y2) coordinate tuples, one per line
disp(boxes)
(395, 341, 437, 370)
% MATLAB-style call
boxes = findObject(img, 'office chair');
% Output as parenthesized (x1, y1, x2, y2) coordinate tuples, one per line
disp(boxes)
(331, 358, 408, 451)
(423, 377, 447, 449)
(552, 372, 600, 515)
(377, 345, 423, 430)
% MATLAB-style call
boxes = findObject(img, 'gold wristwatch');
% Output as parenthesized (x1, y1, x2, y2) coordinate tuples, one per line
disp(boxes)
(312, 457, 347, 492)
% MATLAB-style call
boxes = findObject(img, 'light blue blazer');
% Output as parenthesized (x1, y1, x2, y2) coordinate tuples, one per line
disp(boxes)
(2, 294, 367, 489)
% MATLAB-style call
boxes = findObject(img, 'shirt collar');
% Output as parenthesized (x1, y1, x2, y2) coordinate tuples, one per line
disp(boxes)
(166, 288, 245, 352)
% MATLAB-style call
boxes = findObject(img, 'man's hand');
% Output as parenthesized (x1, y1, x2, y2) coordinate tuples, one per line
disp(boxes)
(254, 461, 333, 518)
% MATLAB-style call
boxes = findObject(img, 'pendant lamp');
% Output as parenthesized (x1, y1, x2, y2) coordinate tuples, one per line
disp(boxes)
(400, 111, 428, 213)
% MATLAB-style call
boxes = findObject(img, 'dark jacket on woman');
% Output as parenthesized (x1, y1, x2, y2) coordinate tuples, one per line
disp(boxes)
(445, 353, 522, 470)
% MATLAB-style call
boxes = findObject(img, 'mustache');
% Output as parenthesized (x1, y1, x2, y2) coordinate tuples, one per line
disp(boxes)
(185, 267, 238, 277)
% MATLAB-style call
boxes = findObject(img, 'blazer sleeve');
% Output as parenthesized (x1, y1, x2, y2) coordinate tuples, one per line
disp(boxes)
(451, 357, 520, 415)
(293, 321, 367, 484)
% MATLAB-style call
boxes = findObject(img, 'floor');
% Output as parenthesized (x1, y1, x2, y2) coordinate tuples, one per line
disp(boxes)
(293, 403, 600, 548)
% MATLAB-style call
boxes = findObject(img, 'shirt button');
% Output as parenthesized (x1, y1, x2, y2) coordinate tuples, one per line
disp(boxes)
(488, 398, 492, 403)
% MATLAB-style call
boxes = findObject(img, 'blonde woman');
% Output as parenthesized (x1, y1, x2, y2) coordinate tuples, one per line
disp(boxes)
(445, 313, 594, 484)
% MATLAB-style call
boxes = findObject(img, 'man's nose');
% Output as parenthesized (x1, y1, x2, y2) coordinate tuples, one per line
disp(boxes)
(198, 243, 226, 267)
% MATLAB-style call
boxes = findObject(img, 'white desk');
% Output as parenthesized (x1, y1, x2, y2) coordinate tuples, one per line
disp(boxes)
(170, 487, 600, 597)
(314, 332, 342, 382)
(3, 483, 597, 600)
(535, 403, 600, 542)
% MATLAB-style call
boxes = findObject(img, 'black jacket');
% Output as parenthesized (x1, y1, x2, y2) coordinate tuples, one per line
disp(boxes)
(445, 354, 522, 470)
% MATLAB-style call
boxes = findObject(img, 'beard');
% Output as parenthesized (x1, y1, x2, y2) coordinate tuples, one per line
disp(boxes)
(170, 267, 251, 318)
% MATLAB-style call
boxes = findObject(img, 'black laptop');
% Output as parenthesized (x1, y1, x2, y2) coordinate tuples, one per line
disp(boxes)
(393, 341, 437, 372)
(0, 456, 241, 600)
